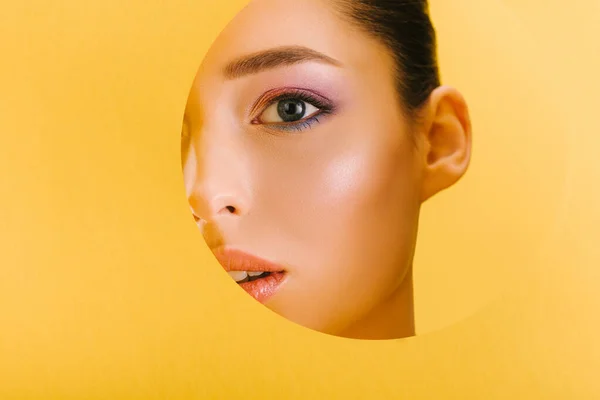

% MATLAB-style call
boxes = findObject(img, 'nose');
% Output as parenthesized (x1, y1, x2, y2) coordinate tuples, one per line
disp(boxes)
(190, 194, 245, 221)
(183, 127, 251, 224)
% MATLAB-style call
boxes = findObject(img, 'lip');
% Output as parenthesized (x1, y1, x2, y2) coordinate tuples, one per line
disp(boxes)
(212, 247, 287, 304)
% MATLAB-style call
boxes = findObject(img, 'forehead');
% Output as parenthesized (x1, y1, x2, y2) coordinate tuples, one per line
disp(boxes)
(198, 0, 391, 78)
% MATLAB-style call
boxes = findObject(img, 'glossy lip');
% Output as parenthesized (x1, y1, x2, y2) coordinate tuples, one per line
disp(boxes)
(212, 247, 287, 304)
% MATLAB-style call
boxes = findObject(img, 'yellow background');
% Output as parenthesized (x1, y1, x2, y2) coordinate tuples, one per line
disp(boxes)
(1, 0, 598, 398)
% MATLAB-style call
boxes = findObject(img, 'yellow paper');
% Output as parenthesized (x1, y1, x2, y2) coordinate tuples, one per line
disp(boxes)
(1, 0, 598, 398)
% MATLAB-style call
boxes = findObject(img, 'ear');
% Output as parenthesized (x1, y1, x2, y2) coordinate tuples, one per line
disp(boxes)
(419, 86, 472, 202)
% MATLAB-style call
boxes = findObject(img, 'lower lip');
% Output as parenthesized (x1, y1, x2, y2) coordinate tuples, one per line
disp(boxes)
(238, 271, 286, 304)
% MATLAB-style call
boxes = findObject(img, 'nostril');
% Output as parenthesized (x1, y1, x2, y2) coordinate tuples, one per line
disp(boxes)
(225, 205, 236, 214)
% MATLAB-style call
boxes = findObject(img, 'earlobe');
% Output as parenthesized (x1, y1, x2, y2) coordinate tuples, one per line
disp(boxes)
(420, 86, 472, 202)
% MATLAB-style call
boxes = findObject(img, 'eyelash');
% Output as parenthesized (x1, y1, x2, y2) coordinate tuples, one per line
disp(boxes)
(252, 89, 335, 133)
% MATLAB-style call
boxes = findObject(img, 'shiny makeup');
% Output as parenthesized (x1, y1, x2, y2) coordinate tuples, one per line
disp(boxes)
(213, 247, 287, 304)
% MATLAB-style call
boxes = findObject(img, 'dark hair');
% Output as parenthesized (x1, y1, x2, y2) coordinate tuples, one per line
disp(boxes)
(335, 0, 440, 116)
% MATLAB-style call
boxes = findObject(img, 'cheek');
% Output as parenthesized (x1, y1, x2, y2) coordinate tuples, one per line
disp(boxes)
(320, 149, 407, 211)
(274, 130, 421, 272)
(317, 145, 420, 261)
(264, 137, 421, 332)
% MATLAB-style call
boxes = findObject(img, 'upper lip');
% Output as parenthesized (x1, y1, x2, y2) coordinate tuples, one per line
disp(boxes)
(212, 247, 286, 273)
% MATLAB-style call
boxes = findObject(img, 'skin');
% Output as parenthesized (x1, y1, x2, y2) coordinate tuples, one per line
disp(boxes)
(182, 0, 472, 340)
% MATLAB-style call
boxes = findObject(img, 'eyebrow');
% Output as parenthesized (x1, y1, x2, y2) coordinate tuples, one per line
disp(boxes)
(223, 45, 342, 79)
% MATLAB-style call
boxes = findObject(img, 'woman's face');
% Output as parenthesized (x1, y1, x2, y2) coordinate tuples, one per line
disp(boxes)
(182, 0, 427, 337)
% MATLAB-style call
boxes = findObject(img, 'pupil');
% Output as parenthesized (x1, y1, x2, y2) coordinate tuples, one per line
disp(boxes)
(277, 99, 306, 122)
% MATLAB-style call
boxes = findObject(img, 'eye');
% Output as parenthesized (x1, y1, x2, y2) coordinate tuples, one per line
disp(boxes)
(259, 98, 320, 124)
